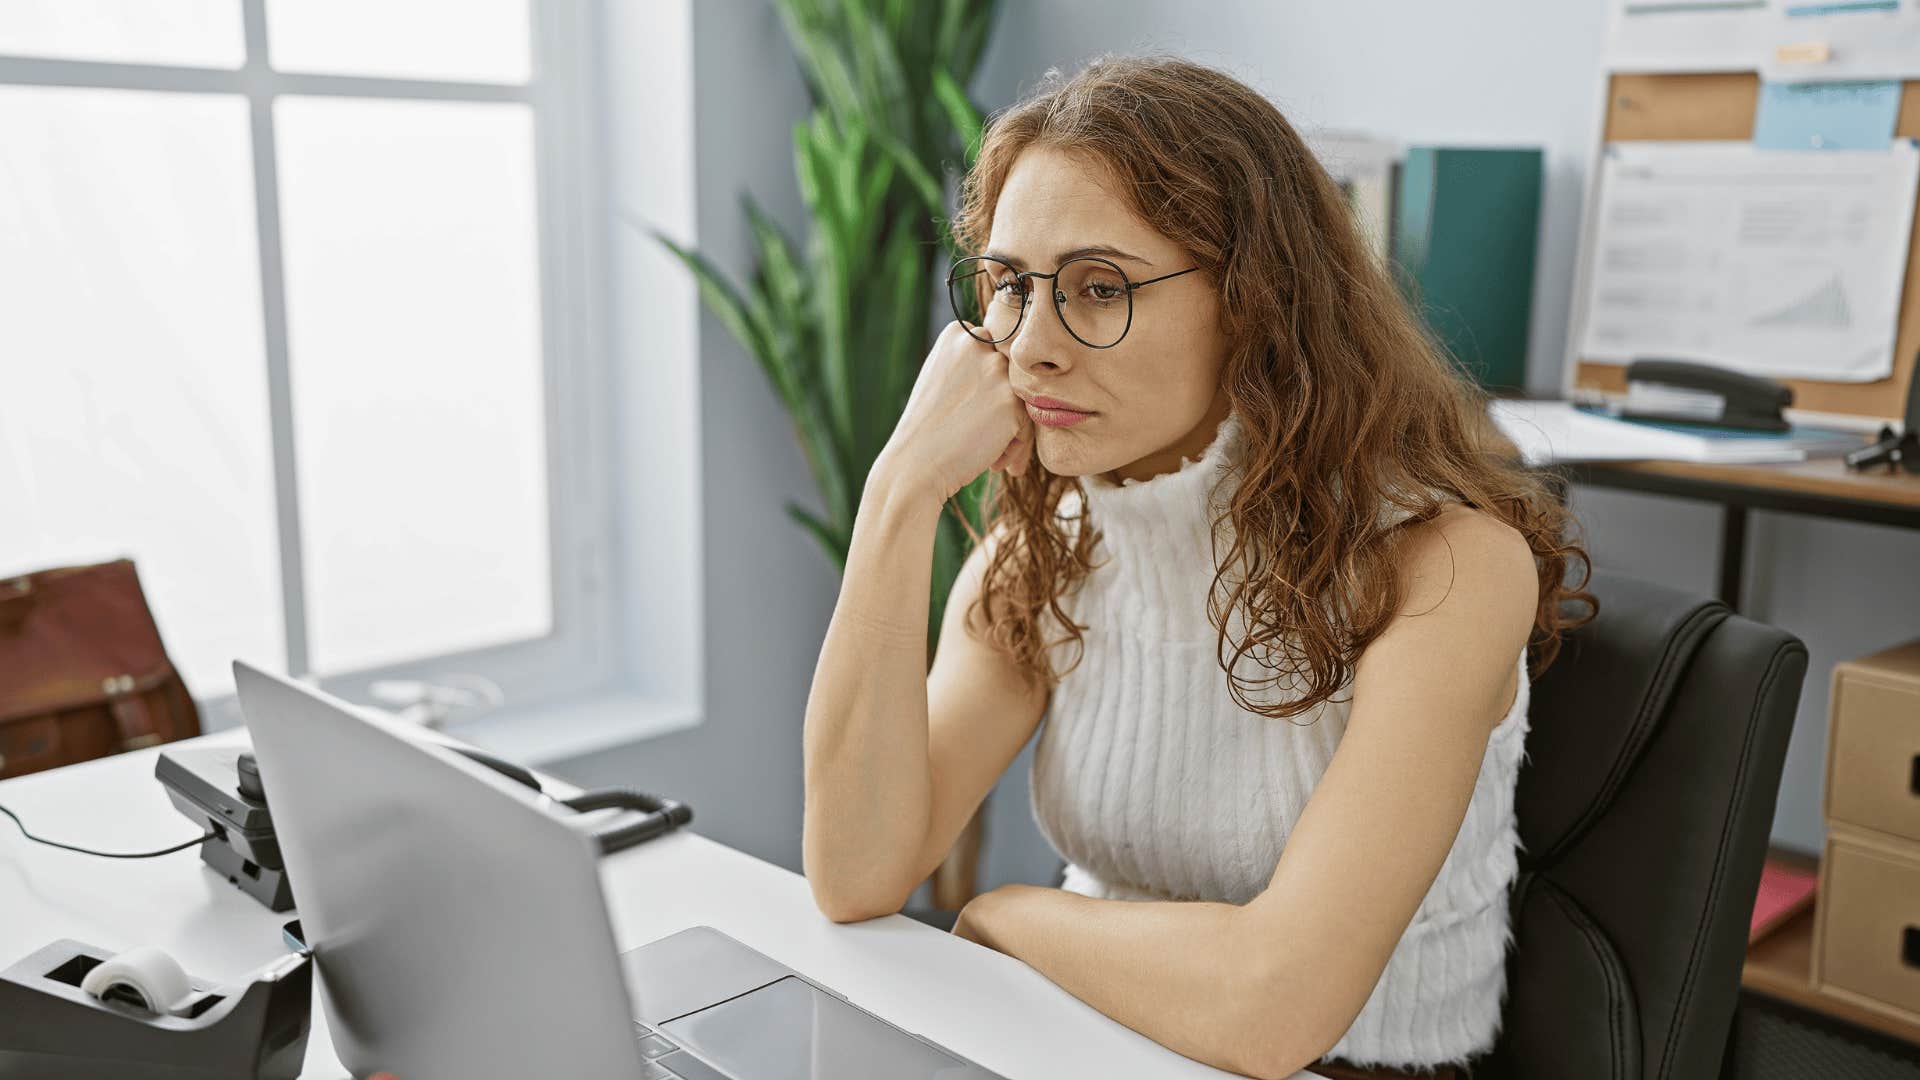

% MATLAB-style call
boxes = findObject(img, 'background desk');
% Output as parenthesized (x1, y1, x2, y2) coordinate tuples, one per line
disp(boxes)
(1560, 457, 1920, 612)
(0, 728, 1296, 1079)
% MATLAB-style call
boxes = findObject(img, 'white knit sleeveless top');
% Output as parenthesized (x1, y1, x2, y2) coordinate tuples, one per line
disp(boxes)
(1028, 411, 1530, 1070)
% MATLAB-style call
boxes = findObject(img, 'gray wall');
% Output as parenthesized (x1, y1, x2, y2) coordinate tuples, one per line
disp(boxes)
(564, 0, 1917, 896)
(554, 0, 835, 876)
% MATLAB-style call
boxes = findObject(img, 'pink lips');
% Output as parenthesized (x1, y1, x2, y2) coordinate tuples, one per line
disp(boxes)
(1024, 395, 1094, 428)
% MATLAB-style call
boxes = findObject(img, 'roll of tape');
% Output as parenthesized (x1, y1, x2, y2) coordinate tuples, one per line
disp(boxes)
(79, 945, 195, 1017)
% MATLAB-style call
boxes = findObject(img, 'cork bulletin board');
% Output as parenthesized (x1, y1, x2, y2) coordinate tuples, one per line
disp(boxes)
(1567, 72, 1920, 422)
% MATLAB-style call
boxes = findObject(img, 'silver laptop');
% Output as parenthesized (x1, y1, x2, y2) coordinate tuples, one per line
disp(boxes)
(232, 660, 1001, 1080)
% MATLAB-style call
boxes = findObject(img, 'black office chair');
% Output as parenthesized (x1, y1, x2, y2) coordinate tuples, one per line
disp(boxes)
(1473, 569, 1808, 1080)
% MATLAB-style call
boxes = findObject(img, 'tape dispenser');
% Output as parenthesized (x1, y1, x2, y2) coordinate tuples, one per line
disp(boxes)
(0, 920, 313, 1080)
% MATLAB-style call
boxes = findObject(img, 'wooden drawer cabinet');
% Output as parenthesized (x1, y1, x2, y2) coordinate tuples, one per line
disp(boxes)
(1826, 641, 1920, 844)
(1815, 828, 1920, 1027)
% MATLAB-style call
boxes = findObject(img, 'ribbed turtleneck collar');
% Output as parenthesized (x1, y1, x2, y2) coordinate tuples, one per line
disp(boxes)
(1048, 413, 1249, 632)
(1077, 410, 1246, 526)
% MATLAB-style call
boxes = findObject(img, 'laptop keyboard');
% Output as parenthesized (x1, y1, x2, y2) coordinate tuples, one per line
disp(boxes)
(633, 1021, 684, 1079)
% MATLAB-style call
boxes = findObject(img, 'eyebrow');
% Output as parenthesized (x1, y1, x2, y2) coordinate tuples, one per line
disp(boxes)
(981, 244, 1152, 268)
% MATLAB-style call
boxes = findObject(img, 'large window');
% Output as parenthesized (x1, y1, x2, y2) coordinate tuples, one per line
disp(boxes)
(0, 2, 610, 718)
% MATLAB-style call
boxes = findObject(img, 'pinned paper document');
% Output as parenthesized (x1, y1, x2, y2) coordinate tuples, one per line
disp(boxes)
(1606, 0, 1779, 72)
(1606, 0, 1920, 81)
(1754, 80, 1902, 150)
(1576, 140, 1920, 383)
(1762, 0, 1920, 81)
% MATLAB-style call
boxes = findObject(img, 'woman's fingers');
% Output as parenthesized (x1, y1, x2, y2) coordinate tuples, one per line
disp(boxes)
(1008, 441, 1031, 477)
(1003, 407, 1036, 477)
(990, 437, 1017, 472)
(991, 406, 1028, 473)
(994, 432, 1033, 477)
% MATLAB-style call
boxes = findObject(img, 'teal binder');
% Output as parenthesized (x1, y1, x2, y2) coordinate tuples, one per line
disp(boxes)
(1392, 147, 1543, 392)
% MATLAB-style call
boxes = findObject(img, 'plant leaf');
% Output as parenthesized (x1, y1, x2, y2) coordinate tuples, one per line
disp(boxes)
(778, 0, 864, 123)
(873, 128, 945, 214)
(791, 119, 833, 231)
(786, 501, 849, 568)
(744, 196, 808, 327)
(931, 67, 983, 165)
(804, 115, 857, 454)
(652, 230, 790, 405)
(875, 221, 929, 430)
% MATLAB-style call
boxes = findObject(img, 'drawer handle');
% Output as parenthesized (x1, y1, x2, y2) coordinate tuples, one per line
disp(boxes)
(1911, 753, 1919, 797)
(1907, 926, 1920, 971)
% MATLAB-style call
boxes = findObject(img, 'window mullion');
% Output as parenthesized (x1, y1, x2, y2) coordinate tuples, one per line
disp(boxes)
(241, 0, 309, 677)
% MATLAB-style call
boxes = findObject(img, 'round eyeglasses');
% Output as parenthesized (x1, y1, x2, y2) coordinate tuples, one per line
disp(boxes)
(946, 255, 1200, 350)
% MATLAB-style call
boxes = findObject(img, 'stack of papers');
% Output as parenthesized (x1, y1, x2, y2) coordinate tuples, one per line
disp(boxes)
(1488, 399, 1862, 466)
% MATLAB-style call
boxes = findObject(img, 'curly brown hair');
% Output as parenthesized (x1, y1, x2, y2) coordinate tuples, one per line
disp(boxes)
(948, 54, 1596, 721)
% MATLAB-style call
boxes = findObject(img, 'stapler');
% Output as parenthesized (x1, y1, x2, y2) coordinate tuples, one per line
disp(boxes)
(1619, 358, 1793, 433)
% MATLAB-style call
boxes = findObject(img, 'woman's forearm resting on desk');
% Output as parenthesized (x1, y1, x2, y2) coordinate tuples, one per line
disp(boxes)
(951, 883, 1339, 1080)
(800, 460, 945, 921)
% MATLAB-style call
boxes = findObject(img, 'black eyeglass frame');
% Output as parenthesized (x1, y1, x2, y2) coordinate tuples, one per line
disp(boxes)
(946, 254, 1201, 350)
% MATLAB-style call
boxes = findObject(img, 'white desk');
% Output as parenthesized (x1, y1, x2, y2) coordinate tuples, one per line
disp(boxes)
(0, 729, 1318, 1079)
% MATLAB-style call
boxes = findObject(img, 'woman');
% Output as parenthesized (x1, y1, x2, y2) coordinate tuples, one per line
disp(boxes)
(801, 54, 1593, 1080)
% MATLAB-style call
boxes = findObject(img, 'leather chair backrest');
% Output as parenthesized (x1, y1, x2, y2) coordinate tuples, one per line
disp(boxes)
(1480, 570, 1807, 1080)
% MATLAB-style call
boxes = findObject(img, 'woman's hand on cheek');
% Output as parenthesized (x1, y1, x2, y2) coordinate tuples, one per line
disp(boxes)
(879, 321, 1030, 502)
(990, 409, 1036, 478)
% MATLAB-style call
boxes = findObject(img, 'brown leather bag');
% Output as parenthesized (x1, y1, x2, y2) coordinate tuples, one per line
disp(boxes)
(0, 558, 202, 780)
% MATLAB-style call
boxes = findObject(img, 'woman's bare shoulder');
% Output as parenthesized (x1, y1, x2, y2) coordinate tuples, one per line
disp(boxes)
(1388, 502, 1536, 624)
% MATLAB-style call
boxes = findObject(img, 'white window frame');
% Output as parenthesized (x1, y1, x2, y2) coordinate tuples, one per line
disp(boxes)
(0, 2, 617, 729)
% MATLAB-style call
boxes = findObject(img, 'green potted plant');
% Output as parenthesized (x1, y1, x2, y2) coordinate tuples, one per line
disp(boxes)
(654, 0, 1003, 659)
